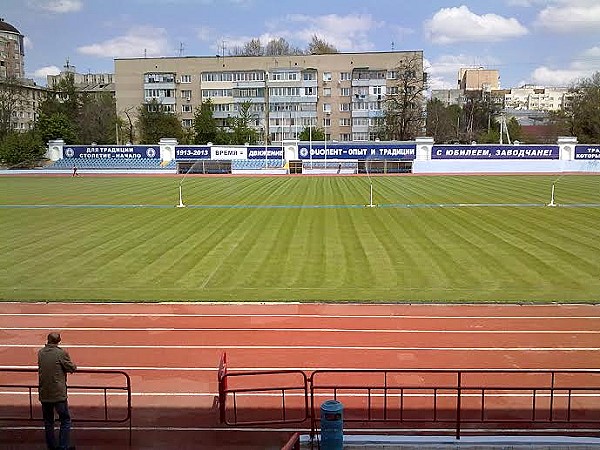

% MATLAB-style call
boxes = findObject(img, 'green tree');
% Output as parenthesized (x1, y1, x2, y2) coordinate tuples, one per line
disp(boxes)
(298, 126, 325, 141)
(36, 112, 78, 144)
(229, 101, 259, 144)
(193, 99, 218, 144)
(136, 100, 183, 144)
(426, 99, 461, 143)
(567, 72, 600, 143)
(0, 130, 46, 167)
(78, 92, 117, 144)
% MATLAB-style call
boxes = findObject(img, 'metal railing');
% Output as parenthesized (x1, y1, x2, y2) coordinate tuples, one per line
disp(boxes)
(0, 368, 132, 445)
(217, 358, 600, 440)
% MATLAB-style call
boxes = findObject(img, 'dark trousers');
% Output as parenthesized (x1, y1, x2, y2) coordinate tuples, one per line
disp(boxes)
(41, 400, 71, 450)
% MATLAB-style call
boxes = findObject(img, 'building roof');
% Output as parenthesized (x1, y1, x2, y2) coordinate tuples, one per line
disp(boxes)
(0, 18, 20, 34)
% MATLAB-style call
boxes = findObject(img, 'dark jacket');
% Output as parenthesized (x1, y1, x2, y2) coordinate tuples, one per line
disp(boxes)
(38, 344, 77, 403)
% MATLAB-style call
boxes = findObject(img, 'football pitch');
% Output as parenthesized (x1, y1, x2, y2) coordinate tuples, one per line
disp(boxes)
(1, 174, 599, 303)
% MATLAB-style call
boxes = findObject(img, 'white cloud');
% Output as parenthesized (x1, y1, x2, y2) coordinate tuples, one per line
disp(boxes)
(536, 1, 600, 32)
(23, 36, 33, 50)
(425, 5, 528, 44)
(27, 0, 82, 13)
(267, 13, 381, 52)
(77, 27, 170, 58)
(529, 46, 600, 85)
(33, 65, 61, 78)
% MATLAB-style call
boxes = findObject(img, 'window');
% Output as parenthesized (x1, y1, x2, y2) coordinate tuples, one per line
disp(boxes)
(339, 118, 351, 126)
(388, 86, 398, 95)
(182, 119, 193, 128)
(182, 104, 192, 113)
(323, 117, 331, 127)
(305, 87, 316, 96)
(303, 71, 316, 80)
(322, 72, 332, 81)
(340, 87, 350, 96)
(323, 88, 331, 97)
(373, 86, 382, 95)
(180, 74, 192, 83)
(340, 72, 351, 81)
(339, 103, 350, 112)
(340, 133, 351, 141)
(323, 103, 331, 113)
(181, 90, 192, 99)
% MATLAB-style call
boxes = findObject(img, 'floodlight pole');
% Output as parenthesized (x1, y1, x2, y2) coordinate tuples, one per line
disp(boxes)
(547, 182, 556, 207)
(177, 184, 186, 208)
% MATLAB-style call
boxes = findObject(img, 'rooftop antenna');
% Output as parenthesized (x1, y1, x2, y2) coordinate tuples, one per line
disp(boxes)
(391, 41, 395, 51)
(144, 48, 147, 58)
(178, 42, 185, 57)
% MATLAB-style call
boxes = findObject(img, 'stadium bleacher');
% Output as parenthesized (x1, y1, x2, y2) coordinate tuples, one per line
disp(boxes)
(45, 158, 173, 170)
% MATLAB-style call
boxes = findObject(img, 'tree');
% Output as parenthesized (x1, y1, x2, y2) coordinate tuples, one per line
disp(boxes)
(426, 99, 461, 143)
(265, 38, 303, 56)
(566, 72, 600, 143)
(193, 99, 218, 144)
(78, 92, 117, 144)
(383, 55, 426, 140)
(36, 111, 78, 144)
(307, 35, 338, 55)
(0, 77, 28, 141)
(229, 101, 259, 145)
(0, 130, 46, 168)
(298, 126, 325, 141)
(136, 100, 184, 144)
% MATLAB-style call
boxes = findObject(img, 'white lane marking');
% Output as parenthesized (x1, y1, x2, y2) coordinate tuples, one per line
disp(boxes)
(0, 344, 598, 350)
(1, 313, 600, 319)
(2, 426, 600, 434)
(4, 365, 600, 372)
(1, 326, 598, 333)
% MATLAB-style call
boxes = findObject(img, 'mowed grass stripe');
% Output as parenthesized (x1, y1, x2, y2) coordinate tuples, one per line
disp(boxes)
(1, 175, 599, 302)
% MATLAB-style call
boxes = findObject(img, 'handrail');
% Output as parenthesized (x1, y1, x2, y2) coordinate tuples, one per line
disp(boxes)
(0, 367, 132, 446)
(281, 432, 301, 450)
(217, 359, 600, 440)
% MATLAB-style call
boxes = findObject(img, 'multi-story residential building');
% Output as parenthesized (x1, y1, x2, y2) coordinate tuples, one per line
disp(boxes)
(47, 60, 115, 96)
(458, 68, 500, 91)
(504, 86, 572, 111)
(0, 18, 25, 80)
(0, 18, 45, 133)
(114, 51, 424, 142)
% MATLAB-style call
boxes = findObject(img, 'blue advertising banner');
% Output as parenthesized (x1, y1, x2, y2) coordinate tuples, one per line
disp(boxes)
(63, 145, 159, 159)
(297, 143, 416, 160)
(174, 146, 211, 160)
(574, 145, 600, 160)
(247, 146, 284, 159)
(432, 145, 559, 160)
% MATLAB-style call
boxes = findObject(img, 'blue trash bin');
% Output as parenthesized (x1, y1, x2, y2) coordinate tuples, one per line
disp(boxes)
(320, 400, 343, 450)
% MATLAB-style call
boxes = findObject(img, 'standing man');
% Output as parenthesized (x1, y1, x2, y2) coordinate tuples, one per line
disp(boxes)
(71, 165, 78, 177)
(38, 332, 77, 450)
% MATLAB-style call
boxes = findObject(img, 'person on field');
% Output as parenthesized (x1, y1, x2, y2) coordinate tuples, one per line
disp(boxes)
(38, 332, 77, 450)
(71, 165, 78, 177)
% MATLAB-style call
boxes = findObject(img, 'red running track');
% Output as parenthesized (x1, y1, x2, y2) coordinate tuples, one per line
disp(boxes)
(1, 302, 600, 449)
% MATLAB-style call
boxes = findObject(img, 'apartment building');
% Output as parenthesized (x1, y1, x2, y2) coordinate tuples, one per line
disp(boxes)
(47, 60, 115, 96)
(504, 86, 572, 111)
(114, 51, 424, 142)
(0, 18, 24, 80)
(458, 68, 500, 91)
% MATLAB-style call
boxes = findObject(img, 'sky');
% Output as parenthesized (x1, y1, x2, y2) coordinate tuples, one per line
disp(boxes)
(3, 0, 600, 90)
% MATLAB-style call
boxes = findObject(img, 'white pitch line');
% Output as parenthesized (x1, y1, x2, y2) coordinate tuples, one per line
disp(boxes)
(1, 326, 598, 333)
(0, 344, 598, 351)
(2, 313, 600, 319)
